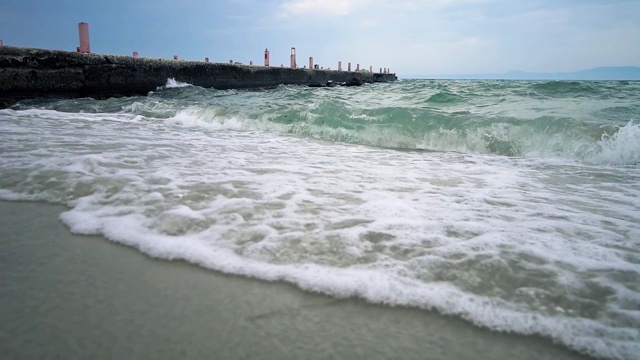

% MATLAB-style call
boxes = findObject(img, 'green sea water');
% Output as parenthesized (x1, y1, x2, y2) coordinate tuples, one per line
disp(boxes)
(1, 79, 639, 359)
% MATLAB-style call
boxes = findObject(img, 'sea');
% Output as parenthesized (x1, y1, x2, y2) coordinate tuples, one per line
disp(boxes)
(1, 79, 639, 360)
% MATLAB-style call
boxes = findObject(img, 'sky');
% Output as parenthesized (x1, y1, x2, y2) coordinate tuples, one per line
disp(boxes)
(1, 0, 639, 76)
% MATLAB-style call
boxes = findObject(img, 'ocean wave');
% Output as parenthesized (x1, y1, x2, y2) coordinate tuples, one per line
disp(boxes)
(1, 127, 638, 359)
(7, 78, 639, 166)
(2, 89, 640, 359)
(426, 91, 464, 104)
(530, 80, 600, 97)
(597, 121, 640, 165)
(150, 102, 640, 166)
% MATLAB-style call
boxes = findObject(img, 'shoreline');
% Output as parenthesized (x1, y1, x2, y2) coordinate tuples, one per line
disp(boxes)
(0, 200, 592, 360)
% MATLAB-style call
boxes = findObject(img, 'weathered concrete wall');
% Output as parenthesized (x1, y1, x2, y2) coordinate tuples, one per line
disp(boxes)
(0, 46, 397, 108)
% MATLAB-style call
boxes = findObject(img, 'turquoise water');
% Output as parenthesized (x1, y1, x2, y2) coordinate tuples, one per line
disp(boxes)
(1, 79, 639, 359)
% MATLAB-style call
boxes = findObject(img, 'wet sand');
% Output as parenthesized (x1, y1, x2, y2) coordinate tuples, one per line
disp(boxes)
(1, 201, 592, 360)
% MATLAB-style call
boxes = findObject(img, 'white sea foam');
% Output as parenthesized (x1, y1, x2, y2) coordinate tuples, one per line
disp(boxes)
(597, 121, 640, 165)
(166, 107, 245, 130)
(2, 98, 640, 359)
(164, 78, 192, 88)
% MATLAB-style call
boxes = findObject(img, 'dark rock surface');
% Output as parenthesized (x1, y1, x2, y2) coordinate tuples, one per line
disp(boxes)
(0, 46, 397, 108)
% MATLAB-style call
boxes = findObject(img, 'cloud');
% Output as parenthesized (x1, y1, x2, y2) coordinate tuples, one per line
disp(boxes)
(278, 0, 491, 17)
(266, 0, 639, 74)
(279, 0, 367, 17)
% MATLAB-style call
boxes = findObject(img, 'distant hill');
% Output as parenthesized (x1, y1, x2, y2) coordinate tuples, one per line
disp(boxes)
(412, 66, 640, 80)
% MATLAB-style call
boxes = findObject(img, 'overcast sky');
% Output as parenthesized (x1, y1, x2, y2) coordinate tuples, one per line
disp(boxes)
(1, 0, 638, 76)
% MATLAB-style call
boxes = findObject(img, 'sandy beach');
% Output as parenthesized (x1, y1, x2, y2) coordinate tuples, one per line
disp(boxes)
(0, 200, 592, 360)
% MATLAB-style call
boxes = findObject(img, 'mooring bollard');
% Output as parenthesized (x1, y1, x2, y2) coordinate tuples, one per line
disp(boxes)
(290, 47, 297, 68)
(77, 22, 90, 53)
(264, 48, 270, 67)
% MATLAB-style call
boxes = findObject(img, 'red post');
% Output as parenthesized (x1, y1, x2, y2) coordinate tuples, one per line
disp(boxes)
(264, 49, 270, 67)
(77, 22, 90, 53)
(290, 47, 297, 68)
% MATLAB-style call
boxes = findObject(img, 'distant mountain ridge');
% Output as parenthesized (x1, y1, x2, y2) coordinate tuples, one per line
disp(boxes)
(412, 66, 640, 80)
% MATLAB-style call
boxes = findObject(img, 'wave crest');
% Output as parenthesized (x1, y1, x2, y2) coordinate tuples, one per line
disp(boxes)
(163, 78, 193, 89)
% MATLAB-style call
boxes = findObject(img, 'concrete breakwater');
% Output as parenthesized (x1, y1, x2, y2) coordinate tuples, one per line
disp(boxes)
(0, 46, 397, 108)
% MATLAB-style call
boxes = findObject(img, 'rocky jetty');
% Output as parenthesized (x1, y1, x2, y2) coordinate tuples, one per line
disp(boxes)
(0, 46, 397, 108)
